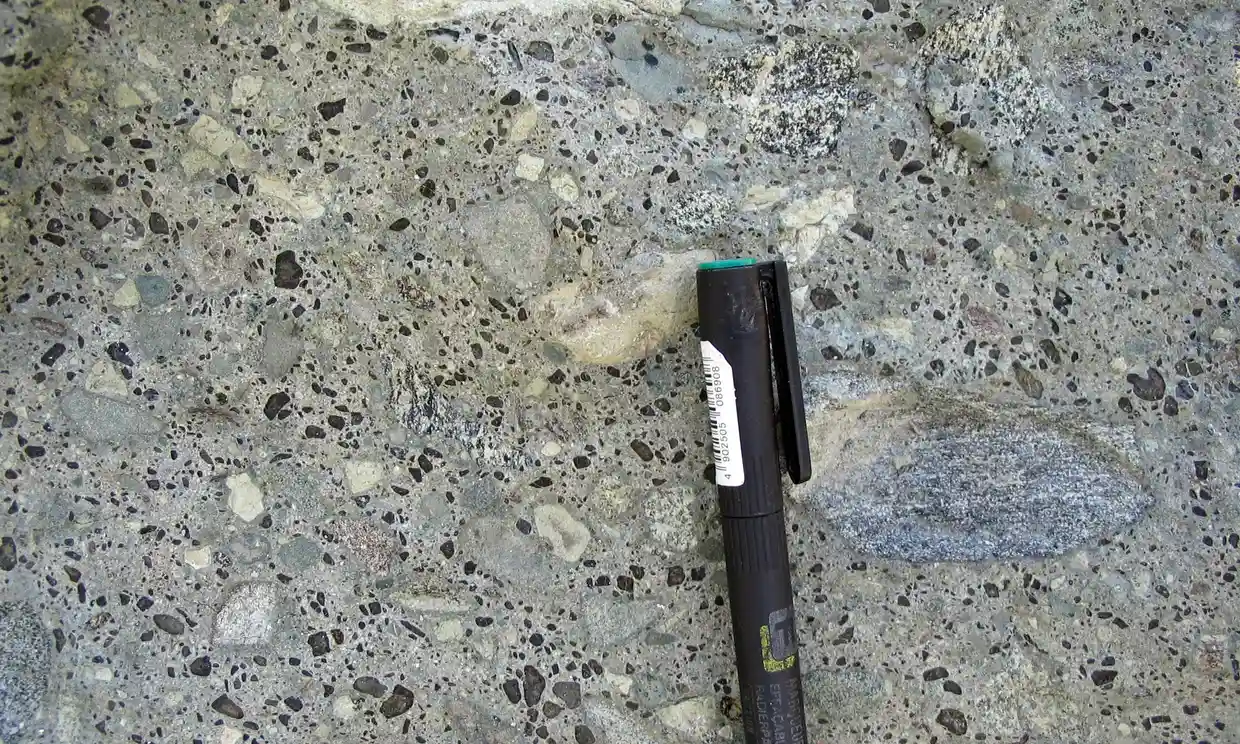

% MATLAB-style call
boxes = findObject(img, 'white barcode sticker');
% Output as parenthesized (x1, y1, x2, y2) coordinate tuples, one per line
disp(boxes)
(701, 341, 744, 486)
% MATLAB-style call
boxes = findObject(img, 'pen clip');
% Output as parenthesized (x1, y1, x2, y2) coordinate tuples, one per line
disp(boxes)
(760, 260, 812, 484)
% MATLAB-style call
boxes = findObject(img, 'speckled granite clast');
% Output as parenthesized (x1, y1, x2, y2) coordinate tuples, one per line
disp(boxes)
(0, 0, 1238, 742)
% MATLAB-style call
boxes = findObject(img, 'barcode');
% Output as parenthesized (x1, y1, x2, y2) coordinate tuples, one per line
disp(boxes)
(701, 341, 744, 486)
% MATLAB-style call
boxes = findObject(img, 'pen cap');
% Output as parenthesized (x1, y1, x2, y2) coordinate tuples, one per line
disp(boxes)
(696, 259, 811, 516)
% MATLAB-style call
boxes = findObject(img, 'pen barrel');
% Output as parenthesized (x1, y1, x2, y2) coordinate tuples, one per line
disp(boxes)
(696, 265, 783, 517)
(722, 514, 808, 744)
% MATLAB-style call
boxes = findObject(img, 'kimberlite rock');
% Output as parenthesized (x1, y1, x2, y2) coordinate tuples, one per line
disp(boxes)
(0, 0, 1236, 742)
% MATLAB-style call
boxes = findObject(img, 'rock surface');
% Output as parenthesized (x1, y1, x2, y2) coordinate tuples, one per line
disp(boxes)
(0, 0, 1235, 742)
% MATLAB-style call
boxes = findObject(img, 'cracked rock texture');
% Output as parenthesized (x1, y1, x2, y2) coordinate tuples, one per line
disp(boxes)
(0, 0, 1238, 742)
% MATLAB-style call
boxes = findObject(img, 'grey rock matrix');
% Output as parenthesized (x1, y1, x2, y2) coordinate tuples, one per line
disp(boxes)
(0, 0, 1237, 742)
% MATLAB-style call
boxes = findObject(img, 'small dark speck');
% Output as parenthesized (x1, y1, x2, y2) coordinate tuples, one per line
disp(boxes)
(849, 222, 874, 241)
(353, 676, 387, 697)
(153, 613, 185, 635)
(273, 250, 303, 289)
(500, 89, 521, 106)
(82, 5, 111, 31)
(935, 708, 967, 735)
(1127, 367, 1165, 401)
(40, 343, 67, 367)
(317, 98, 347, 120)
(502, 678, 521, 704)
(211, 695, 244, 719)
(106, 341, 133, 366)
(900, 160, 924, 176)
(308, 630, 330, 656)
(379, 685, 415, 718)
(1053, 288, 1073, 313)
(526, 40, 554, 62)
(810, 287, 841, 310)
(0, 537, 18, 571)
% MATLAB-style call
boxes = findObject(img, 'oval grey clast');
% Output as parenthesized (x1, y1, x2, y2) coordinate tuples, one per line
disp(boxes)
(793, 372, 1152, 562)
(0, 602, 50, 742)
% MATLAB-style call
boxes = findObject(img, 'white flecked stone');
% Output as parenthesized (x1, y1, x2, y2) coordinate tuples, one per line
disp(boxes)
(534, 504, 591, 562)
(333, 695, 357, 720)
(510, 106, 539, 142)
(231, 74, 263, 106)
(515, 153, 545, 181)
(550, 172, 579, 203)
(212, 582, 278, 646)
(225, 473, 264, 522)
(189, 114, 239, 157)
(114, 83, 144, 108)
(85, 360, 129, 399)
(220, 728, 243, 744)
(435, 620, 466, 641)
(614, 98, 640, 120)
(185, 547, 212, 569)
(111, 278, 140, 308)
(682, 118, 708, 139)
(656, 696, 726, 741)
(345, 460, 385, 494)
(606, 671, 634, 696)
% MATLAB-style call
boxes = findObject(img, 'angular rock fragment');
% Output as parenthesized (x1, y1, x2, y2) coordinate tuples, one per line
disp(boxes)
(794, 367, 1150, 562)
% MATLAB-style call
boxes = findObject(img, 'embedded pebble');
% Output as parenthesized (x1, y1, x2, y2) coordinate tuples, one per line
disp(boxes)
(533, 504, 591, 563)
(794, 371, 1151, 561)
(230, 74, 263, 106)
(541, 250, 714, 364)
(59, 389, 162, 442)
(212, 583, 278, 646)
(84, 360, 129, 399)
(435, 620, 465, 641)
(344, 460, 385, 494)
(463, 198, 550, 291)
(188, 114, 239, 158)
(110, 278, 140, 308)
(225, 473, 265, 522)
(655, 696, 725, 740)
(0, 603, 49, 743)
(515, 153, 545, 181)
(133, 275, 170, 305)
(184, 547, 212, 569)
(549, 171, 580, 203)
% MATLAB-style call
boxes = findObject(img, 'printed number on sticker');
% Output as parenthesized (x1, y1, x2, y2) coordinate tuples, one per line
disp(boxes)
(701, 341, 745, 486)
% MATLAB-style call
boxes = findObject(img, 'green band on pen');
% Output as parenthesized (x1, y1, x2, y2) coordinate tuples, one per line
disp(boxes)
(699, 258, 757, 270)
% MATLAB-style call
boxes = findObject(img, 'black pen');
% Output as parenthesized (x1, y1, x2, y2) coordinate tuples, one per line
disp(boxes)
(696, 258, 812, 744)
